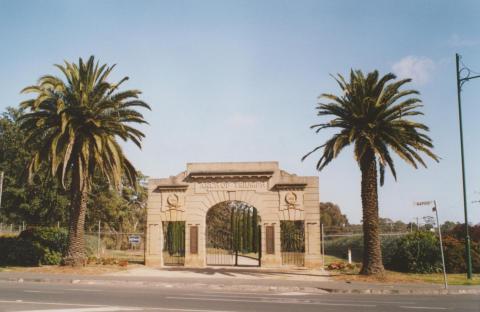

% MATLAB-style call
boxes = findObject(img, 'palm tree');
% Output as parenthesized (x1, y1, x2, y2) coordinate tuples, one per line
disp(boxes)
(303, 70, 438, 275)
(19, 56, 151, 266)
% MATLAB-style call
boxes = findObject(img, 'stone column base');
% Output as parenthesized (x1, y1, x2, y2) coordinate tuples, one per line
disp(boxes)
(261, 255, 282, 267)
(145, 255, 163, 267)
(185, 255, 206, 267)
(304, 255, 323, 269)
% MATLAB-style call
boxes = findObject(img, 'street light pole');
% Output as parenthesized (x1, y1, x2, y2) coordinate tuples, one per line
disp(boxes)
(455, 53, 479, 279)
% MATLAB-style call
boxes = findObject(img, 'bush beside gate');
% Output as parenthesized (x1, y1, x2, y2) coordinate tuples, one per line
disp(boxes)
(0, 227, 67, 266)
(324, 231, 480, 273)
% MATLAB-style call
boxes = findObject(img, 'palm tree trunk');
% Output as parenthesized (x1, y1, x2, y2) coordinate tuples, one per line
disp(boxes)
(64, 167, 88, 266)
(359, 149, 384, 275)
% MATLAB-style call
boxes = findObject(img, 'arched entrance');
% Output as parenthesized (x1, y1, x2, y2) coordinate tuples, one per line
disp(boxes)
(145, 162, 322, 269)
(206, 201, 261, 266)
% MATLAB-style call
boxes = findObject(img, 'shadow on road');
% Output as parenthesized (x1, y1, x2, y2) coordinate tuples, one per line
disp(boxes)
(160, 266, 329, 278)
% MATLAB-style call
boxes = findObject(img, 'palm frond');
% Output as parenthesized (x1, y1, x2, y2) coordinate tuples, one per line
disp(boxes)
(19, 56, 150, 191)
(303, 69, 438, 184)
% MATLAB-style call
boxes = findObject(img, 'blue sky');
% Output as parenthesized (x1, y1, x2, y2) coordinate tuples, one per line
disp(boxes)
(1, 0, 479, 224)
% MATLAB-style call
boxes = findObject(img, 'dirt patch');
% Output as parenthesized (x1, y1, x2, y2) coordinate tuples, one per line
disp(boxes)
(331, 271, 427, 284)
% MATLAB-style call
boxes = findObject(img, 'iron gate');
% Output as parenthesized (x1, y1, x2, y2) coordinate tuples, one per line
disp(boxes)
(162, 221, 185, 265)
(206, 204, 261, 266)
(281, 220, 305, 266)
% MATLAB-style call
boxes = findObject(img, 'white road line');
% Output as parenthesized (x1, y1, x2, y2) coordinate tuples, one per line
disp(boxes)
(185, 293, 416, 305)
(276, 292, 309, 296)
(204, 291, 268, 295)
(15, 307, 141, 312)
(400, 306, 448, 310)
(143, 309, 236, 312)
(188, 293, 415, 304)
(182, 293, 303, 300)
(0, 300, 237, 312)
(165, 296, 376, 307)
(64, 288, 103, 292)
(24, 290, 64, 294)
(0, 300, 103, 307)
(203, 291, 276, 296)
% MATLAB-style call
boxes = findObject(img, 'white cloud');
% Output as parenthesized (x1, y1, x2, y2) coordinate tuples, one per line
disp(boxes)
(226, 112, 257, 128)
(448, 34, 479, 48)
(392, 56, 435, 85)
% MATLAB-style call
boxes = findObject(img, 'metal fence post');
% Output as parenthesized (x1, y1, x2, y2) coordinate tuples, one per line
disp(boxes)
(97, 221, 101, 258)
(321, 223, 325, 269)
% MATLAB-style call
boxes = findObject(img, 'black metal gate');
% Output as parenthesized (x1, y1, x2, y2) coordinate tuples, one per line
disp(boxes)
(162, 221, 185, 266)
(206, 203, 261, 266)
(281, 220, 305, 266)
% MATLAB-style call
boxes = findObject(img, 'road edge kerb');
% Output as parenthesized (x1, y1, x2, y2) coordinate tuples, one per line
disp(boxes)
(1, 277, 479, 295)
(317, 287, 480, 295)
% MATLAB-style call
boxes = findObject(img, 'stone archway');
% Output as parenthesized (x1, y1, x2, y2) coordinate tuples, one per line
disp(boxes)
(145, 162, 321, 268)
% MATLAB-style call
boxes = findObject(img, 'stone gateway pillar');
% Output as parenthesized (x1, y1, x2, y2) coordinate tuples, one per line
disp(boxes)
(145, 162, 321, 269)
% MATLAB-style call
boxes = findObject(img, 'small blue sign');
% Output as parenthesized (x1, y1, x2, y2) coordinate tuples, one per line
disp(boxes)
(128, 235, 141, 244)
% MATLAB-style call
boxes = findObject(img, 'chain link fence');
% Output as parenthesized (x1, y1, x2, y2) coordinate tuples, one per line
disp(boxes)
(321, 225, 410, 267)
(0, 223, 26, 235)
(85, 231, 145, 263)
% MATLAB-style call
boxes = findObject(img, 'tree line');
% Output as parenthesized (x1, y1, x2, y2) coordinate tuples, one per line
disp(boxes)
(0, 108, 147, 233)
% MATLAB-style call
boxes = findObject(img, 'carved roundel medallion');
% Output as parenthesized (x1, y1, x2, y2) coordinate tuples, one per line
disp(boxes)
(167, 194, 179, 208)
(284, 192, 297, 205)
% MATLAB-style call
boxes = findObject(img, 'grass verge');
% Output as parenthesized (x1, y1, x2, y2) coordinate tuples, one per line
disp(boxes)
(325, 255, 480, 285)
(332, 271, 480, 285)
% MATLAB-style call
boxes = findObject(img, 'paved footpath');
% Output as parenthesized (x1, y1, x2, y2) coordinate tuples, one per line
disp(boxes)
(0, 267, 479, 295)
(0, 280, 479, 312)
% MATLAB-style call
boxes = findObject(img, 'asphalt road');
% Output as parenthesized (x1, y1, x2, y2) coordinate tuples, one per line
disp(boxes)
(0, 281, 478, 312)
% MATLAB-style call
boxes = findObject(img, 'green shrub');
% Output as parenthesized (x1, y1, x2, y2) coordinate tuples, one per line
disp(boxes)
(324, 236, 364, 262)
(385, 231, 442, 273)
(5, 238, 44, 266)
(0, 236, 17, 266)
(324, 230, 480, 274)
(324, 234, 399, 264)
(0, 227, 67, 266)
(324, 231, 449, 274)
(381, 235, 400, 267)
(18, 227, 68, 254)
(42, 249, 63, 265)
